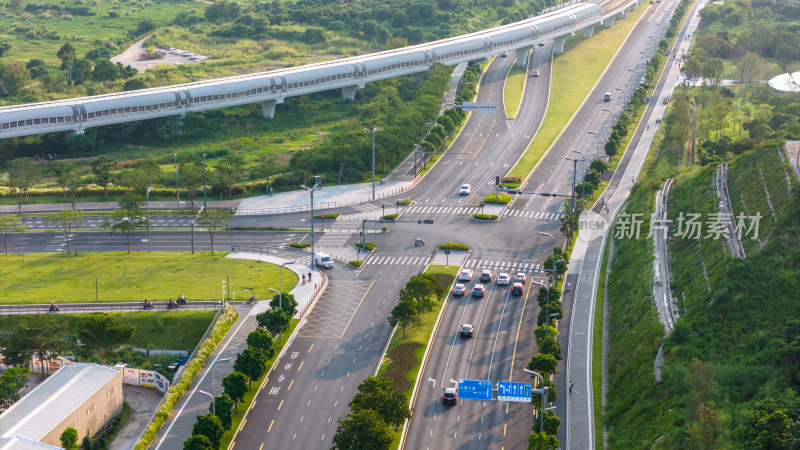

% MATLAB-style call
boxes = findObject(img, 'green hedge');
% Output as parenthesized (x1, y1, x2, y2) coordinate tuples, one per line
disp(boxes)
(382, 213, 399, 221)
(438, 242, 470, 251)
(348, 260, 363, 268)
(135, 307, 238, 450)
(354, 242, 376, 252)
(484, 193, 512, 204)
(289, 243, 310, 248)
(499, 183, 521, 189)
(473, 214, 499, 220)
(313, 213, 340, 219)
(396, 198, 412, 206)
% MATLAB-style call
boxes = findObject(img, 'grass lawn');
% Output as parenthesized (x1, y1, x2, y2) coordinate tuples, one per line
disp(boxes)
(0, 310, 217, 350)
(592, 237, 610, 448)
(508, 5, 646, 180)
(376, 264, 460, 447)
(0, 252, 299, 304)
(224, 319, 299, 450)
(504, 66, 527, 119)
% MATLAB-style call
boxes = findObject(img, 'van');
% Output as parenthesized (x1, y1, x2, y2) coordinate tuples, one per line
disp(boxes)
(314, 252, 334, 269)
(604, 92, 612, 102)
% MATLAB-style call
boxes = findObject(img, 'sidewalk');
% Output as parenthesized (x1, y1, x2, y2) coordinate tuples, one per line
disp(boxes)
(564, 1, 706, 448)
(0, 200, 239, 214)
(146, 252, 324, 450)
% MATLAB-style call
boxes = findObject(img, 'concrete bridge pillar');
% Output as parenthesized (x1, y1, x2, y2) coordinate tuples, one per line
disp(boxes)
(618, 9, 628, 19)
(341, 84, 365, 101)
(604, 16, 616, 27)
(515, 46, 533, 68)
(170, 114, 185, 134)
(554, 35, 567, 54)
(261, 99, 283, 119)
(637, 0, 642, 5)
(582, 25, 595, 38)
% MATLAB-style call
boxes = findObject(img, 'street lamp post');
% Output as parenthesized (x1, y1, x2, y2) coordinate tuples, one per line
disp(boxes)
(173, 153, 179, 212)
(565, 151, 586, 214)
(587, 131, 600, 155)
(522, 369, 548, 432)
(200, 356, 232, 415)
(364, 127, 383, 200)
(146, 186, 152, 253)
(202, 153, 208, 210)
(301, 177, 322, 269)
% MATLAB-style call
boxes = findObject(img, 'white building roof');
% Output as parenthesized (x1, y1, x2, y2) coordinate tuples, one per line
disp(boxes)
(769, 72, 800, 93)
(0, 364, 119, 443)
(0, 437, 60, 449)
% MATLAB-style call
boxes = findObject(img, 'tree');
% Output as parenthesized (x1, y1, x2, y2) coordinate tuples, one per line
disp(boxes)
(387, 298, 416, 337)
(45, 210, 85, 254)
(538, 338, 562, 361)
(215, 154, 246, 198)
(104, 193, 147, 253)
(210, 393, 235, 430)
(222, 372, 248, 413)
(0, 366, 29, 409)
(685, 358, 717, 426)
(332, 409, 393, 450)
(183, 435, 213, 450)
(246, 328, 276, 358)
(256, 309, 290, 342)
(527, 430, 559, 450)
(2, 314, 66, 379)
(0, 215, 26, 255)
(742, 406, 791, 450)
(542, 410, 561, 436)
(269, 292, 297, 317)
(60, 427, 79, 450)
(125, 160, 162, 192)
(57, 43, 77, 83)
(349, 376, 410, 428)
(196, 209, 233, 253)
(604, 139, 618, 159)
(92, 59, 121, 82)
(75, 315, 135, 363)
(0, 61, 30, 97)
(90, 156, 117, 200)
(8, 158, 40, 213)
(234, 347, 269, 389)
(50, 161, 84, 208)
(701, 58, 725, 88)
(527, 353, 559, 378)
(179, 159, 204, 210)
(681, 58, 702, 86)
(400, 273, 442, 324)
(687, 402, 720, 450)
(191, 414, 224, 449)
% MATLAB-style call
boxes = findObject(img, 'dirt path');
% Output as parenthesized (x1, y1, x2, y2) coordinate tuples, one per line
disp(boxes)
(111, 36, 190, 74)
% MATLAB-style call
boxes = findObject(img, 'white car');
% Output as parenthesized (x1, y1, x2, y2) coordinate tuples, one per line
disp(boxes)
(458, 269, 473, 281)
(532, 70, 540, 77)
(497, 273, 510, 285)
(460, 184, 471, 195)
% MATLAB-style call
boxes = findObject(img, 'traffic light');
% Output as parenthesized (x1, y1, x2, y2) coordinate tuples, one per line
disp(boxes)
(480, 202, 485, 208)
(541, 193, 553, 197)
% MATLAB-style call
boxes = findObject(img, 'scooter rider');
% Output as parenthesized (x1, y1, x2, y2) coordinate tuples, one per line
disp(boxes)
(49, 302, 59, 312)
(178, 294, 187, 304)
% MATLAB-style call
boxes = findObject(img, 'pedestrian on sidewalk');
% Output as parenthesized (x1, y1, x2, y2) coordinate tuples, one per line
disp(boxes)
(569, 381, 573, 393)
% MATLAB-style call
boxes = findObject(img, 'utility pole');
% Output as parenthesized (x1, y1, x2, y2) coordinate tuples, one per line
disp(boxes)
(301, 176, 322, 269)
(565, 151, 586, 215)
(365, 127, 383, 200)
(202, 153, 208, 210)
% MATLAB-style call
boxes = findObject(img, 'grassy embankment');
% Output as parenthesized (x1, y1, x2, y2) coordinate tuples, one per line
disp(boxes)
(375, 264, 460, 446)
(506, 5, 646, 180)
(0, 252, 299, 304)
(503, 66, 527, 119)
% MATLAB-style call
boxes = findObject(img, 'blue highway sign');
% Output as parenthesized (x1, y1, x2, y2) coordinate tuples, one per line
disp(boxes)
(497, 381, 532, 402)
(458, 379, 493, 401)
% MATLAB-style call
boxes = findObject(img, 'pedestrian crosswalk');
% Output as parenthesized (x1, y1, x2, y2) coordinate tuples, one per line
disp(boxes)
(404, 205, 484, 215)
(501, 209, 563, 221)
(464, 259, 545, 272)
(315, 233, 353, 248)
(367, 255, 431, 266)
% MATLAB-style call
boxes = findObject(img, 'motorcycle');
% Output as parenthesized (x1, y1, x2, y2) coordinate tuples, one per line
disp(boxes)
(48, 305, 60, 312)
(177, 296, 188, 305)
(414, 237, 425, 246)
(142, 301, 153, 309)
(166, 300, 179, 309)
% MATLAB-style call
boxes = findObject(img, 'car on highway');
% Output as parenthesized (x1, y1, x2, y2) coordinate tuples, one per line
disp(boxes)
(472, 284, 486, 297)
(532, 70, 540, 77)
(479, 269, 492, 282)
(497, 273, 510, 285)
(458, 269, 473, 281)
(452, 283, 466, 296)
(460, 324, 474, 338)
(501, 51, 508, 57)
(511, 283, 524, 296)
(514, 272, 527, 284)
(538, 41, 545, 46)
(443, 387, 458, 405)
(460, 184, 471, 195)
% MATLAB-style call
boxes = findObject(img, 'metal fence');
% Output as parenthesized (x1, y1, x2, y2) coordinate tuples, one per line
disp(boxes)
(0, 301, 225, 316)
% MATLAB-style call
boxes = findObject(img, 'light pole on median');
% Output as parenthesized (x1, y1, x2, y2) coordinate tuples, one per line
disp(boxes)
(202, 153, 208, 210)
(201, 356, 232, 415)
(301, 177, 322, 269)
(565, 151, 586, 215)
(364, 127, 383, 200)
(173, 153, 180, 212)
(523, 368, 548, 433)
(587, 131, 600, 155)
(273, 260, 295, 309)
(146, 186, 152, 253)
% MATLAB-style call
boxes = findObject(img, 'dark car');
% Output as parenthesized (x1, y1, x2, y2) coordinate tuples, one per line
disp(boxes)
(472, 284, 486, 297)
(511, 283, 524, 296)
(443, 387, 458, 405)
(452, 283, 466, 296)
(479, 269, 493, 282)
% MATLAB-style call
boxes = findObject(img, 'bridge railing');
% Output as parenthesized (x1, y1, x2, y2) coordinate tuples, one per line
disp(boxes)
(0, 301, 226, 315)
